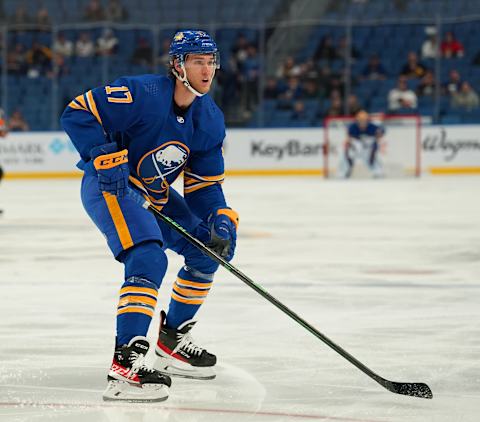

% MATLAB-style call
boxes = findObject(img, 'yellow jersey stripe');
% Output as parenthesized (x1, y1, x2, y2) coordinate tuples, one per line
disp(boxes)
(184, 181, 218, 194)
(171, 292, 205, 305)
(102, 192, 133, 250)
(68, 100, 88, 111)
(75, 94, 88, 109)
(117, 306, 154, 317)
(176, 278, 212, 289)
(119, 286, 158, 298)
(184, 172, 225, 184)
(185, 171, 225, 182)
(86, 90, 103, 125)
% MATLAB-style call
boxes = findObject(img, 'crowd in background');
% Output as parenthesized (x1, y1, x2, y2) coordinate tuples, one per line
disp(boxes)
(0, 0, 480, 129)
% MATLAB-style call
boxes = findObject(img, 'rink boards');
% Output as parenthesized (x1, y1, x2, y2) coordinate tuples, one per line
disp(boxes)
(0, 125, 479, 178)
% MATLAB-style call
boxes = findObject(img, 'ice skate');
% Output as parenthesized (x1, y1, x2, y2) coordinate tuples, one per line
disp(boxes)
(154, 311, 216, 380)
(103, 336, 172, 402)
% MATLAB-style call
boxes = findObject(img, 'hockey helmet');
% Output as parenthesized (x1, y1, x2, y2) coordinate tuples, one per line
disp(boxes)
(169, 30, 220, 69)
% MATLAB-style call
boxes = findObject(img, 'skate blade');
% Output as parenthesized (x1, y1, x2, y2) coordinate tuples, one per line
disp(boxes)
(154, 354, 216, 380)
(102, 380, 169, 402)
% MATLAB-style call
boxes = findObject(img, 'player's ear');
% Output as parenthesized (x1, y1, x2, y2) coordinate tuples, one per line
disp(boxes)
(174, 59, 185, 77)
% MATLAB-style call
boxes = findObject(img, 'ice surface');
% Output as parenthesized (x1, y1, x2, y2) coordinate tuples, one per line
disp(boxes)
(0, 176, 479, 422)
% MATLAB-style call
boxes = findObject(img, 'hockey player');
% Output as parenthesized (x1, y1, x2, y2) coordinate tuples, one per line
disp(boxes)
(61, 30, 238, 402)
(338, 110, 385, 178)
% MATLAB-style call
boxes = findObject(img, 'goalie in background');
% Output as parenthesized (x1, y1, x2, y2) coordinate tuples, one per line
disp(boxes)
(338, 110, 385, 179)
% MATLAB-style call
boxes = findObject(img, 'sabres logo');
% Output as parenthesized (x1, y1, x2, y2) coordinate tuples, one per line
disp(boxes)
(138, 141, 190, 193)
(174, 32, 184, 41)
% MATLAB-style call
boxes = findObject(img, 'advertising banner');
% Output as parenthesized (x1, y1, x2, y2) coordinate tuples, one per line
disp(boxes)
(0, 127, 479, 178)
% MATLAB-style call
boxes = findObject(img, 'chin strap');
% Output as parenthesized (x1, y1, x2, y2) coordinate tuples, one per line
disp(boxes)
(172, 64, 206, 97)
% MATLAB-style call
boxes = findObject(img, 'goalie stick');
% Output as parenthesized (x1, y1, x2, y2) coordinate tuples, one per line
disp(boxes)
(127, 188, 433, 399)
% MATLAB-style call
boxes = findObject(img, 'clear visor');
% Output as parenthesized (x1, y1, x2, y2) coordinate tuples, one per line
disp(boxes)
(171, 52, 220, 69)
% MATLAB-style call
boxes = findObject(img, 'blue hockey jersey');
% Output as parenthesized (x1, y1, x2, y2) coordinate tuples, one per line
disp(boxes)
(61, 75, 227, 221)
(348, 122, 384, 142)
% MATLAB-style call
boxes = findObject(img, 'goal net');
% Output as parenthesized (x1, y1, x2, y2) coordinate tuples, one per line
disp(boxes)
(323, 114, 421, 178)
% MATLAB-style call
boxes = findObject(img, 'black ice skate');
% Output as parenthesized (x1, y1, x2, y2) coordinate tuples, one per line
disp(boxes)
(154, 311, 216, 380)
(103, 336, 172, 402)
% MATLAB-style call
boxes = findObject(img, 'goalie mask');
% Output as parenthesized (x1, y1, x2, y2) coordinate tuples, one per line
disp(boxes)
(169, 30, 220, 97)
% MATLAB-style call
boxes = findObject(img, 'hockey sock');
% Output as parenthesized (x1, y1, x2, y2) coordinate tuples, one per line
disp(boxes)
(166, 266, 213, 328)
(117, 241, 167, 346)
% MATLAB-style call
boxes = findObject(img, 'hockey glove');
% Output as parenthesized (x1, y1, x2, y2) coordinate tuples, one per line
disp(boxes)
(207, 208, 239, 261)
(91, 142, 130, 199)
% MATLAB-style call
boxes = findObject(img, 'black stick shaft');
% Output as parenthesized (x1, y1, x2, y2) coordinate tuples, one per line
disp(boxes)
(130, 190, 432, 399)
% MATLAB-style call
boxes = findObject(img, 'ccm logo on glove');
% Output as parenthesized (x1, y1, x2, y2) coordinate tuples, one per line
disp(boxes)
(94, 150, 128, 170)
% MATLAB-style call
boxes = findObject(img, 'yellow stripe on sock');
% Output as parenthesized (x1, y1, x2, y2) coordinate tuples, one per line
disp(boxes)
(117, 306, 154, 317)
(118, 295, 157, 307)
(176, 278, 212, 289)
(173, 284, 209, 298)
(171, 292, 205, 305)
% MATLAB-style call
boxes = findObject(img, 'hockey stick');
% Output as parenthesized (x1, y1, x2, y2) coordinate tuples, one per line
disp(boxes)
(127, 189, 432, 399)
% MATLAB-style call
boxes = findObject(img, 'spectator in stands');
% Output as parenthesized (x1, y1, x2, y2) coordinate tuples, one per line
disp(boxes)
(313, 35, 338, 63)
(302, 79, 319, 99)
(264, 77, 279, 99)
(96, 28, 118, 56)
(105, 0, 128, 22)
(440, 31, 464, 58)
(291, 100, 308, 121)
(278, 76, 303, 109)
(276, 56, 301, 79)
(416, 70, 436, 97)
(241, 44, 260, 112)
(442, 69, 462, 96)
(231, 33, 249, 68)
(316, 65, 333, 98)
(53, 33, 73, 58)
(337, 36, 360, 62)
(388, 76, 418, 112)
(325, 73, 344, 99)
(75, 32, 95, 58)
(156, 37, 172, 69)
(451, 81, 479, 111)
(36, 5, 51, 26)
(361, 53, 387, 80)
(421, 27, 439, 60)
(325, 95, 343, 117)
(301, 59, 319, 83)
(132, 37, 153, 66)
(346, 94, 362, 116)
(26, 41, 52, 78)
(6, 43, 27, 75)
(9, 4, 31, 24)
(400, 51, 426, 79)
(8, 110, 29, 132)
(84, 0, 105, 22)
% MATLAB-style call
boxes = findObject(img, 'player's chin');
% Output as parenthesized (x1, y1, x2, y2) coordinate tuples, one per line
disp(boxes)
(194, 80, 212, 94)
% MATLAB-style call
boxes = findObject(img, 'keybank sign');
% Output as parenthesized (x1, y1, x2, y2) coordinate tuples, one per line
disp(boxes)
(251, 139, 323, 160)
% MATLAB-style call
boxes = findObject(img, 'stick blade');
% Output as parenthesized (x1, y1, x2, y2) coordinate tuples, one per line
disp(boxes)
(387, 381, 433, 399)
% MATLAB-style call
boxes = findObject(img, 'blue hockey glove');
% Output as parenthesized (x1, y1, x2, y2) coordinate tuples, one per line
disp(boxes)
(91, 142, 129, 199)
(207, 208, 239, 261)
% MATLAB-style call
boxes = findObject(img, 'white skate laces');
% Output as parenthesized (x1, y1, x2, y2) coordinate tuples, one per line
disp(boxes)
(129, 351, 155, 374)
(172, 331, 204, 356)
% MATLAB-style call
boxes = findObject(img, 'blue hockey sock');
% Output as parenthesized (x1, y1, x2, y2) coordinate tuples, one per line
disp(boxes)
(117, 242, 167, 346)
(166, 266, 214, 328)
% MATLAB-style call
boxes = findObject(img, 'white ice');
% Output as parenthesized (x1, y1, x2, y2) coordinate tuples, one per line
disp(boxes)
(0, 176, 479, 422)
